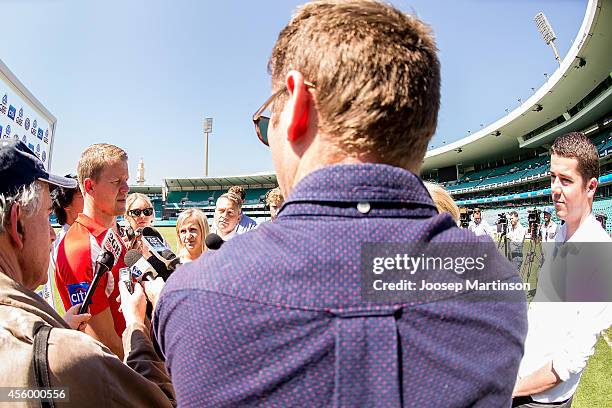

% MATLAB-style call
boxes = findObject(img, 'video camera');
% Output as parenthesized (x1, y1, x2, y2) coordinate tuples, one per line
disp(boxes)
(527, 208, 541, 239)
(459, 208, 473, 229)
(595, 213, 608, 231)
(496, 213, 508, 235)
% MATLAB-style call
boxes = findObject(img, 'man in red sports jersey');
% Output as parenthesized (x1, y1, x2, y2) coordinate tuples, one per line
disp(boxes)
(55, 143, 130, 359)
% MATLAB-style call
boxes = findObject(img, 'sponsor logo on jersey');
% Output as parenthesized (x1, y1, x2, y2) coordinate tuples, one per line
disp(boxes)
(67, 282, 90, 306)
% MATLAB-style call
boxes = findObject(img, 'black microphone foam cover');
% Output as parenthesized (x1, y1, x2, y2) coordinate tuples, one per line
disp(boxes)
(124, 249, 144, 268)
(98, 251, 115, 272)
(161, 249, 176, 260)
(141, 226, 163, 240)
(205, 233, 224, 250)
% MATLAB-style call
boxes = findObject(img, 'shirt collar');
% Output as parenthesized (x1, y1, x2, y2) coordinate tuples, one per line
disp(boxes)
(74, 213, 109, 238)
(280, 164, 436, 215)
(557, 213, 605, 243)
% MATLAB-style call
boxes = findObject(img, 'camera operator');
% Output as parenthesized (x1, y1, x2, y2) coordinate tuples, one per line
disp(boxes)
(0, 140, 175, 406)
(507, 211, 527, 272)
(539, 207, 558, 243)
(468, 208, 494, 237)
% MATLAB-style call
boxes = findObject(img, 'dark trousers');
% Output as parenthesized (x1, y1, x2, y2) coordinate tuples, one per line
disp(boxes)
(512, 395, 573, 408)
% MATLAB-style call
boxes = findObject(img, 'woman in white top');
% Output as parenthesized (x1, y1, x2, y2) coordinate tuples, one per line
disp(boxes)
(176, 208, 210, 263)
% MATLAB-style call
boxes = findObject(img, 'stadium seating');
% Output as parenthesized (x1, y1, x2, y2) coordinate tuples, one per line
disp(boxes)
(441, 127, 612, 196)
(479, 198, 612, 234)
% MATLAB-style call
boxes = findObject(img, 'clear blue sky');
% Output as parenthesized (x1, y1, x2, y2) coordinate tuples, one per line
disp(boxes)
(0, 0, 585, 184)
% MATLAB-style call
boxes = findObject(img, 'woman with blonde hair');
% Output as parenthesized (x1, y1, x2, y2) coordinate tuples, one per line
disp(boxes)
(176, 208, 210, 263)
(125, 192, 156, 231)
(424, 182, 460, 223)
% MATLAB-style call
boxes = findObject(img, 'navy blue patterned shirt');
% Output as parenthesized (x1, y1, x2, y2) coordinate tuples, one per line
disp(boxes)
(154, 164, 527, 407)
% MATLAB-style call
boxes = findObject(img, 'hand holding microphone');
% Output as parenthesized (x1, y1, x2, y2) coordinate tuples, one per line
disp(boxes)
(118, 275, 147, 326)
(121, 249, 166, 313)
(63, 304, 92, 332)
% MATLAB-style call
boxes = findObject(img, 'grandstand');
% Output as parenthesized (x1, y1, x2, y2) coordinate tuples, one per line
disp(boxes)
(129, 173, 277, 225)
(421, 0, 612, 233)
(162, 173, 277, 223)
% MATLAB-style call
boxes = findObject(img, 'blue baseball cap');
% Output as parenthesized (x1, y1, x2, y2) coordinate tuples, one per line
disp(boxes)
(0, 140, 77, 195)
(543, 206, 554, 214)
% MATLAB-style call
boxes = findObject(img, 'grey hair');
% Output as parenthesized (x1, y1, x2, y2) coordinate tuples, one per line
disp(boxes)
(0, 181, 44, 233)
(218, 192, 243, 211)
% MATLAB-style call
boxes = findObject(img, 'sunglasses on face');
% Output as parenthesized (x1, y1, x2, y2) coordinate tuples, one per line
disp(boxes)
(128, 208, 154, 217)
(252, 80, 316, 146)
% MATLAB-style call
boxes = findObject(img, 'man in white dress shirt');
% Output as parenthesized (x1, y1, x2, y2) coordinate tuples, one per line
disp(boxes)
(507, 211, 527, 272)
(213, 192, 242, 241)
(540, 207, 558, 243)
(468, 208, 493, 237)
(512, 132, 612, 407)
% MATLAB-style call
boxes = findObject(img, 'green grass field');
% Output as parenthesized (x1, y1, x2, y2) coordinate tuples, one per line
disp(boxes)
(158, 226, 178, 253)
(572, 328, 612, 407)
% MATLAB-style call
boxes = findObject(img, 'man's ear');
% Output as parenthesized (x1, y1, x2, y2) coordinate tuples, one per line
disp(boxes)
(8, 203, 25, 250)
(83, 178, 94, 194)
(586, 178, 598, 198)
(285, 70, 312, 143)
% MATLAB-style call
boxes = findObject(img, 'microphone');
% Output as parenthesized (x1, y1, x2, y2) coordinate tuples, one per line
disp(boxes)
(78, 229, 122, 314)
(205, 233, 225, 250)
(100, 228, 124, 261)
(119, 267, 133, 294)
(124, 249, 159, 282)
(141, 226, 180, 272)
(123, 225, 143, 244)
(162, 249, 182, 270)
(78, 251, 115, 314)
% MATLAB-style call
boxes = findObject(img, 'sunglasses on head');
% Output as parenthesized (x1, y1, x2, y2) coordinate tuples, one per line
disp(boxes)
(128, 207, 153, 217)
(252, 80, 316, 146)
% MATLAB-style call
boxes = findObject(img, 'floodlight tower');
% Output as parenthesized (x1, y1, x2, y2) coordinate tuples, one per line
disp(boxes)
(204, 117, 213, 176)
(534, 12, 562, 66)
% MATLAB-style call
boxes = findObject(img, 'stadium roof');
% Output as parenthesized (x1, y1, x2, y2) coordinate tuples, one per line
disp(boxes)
(164, 172, 277, 191)
(422, 0, 612, 172)
(129, 184, 163, 193)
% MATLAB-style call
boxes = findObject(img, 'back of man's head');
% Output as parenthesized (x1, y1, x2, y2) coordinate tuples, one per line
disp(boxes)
(228, 186, 246, 202)
(77, 143, 128, 191)
(550, 132, 599, 186)
(269, 0, 440, 170)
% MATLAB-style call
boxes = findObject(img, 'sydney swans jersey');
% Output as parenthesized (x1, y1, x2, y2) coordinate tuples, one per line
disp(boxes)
(55, 214, 126, 336)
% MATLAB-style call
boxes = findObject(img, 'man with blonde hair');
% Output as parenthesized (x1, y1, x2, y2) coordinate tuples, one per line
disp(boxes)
(55, 143, 130, 359)
(265, 187, 284, 220)
(155, 1, 527, 406)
